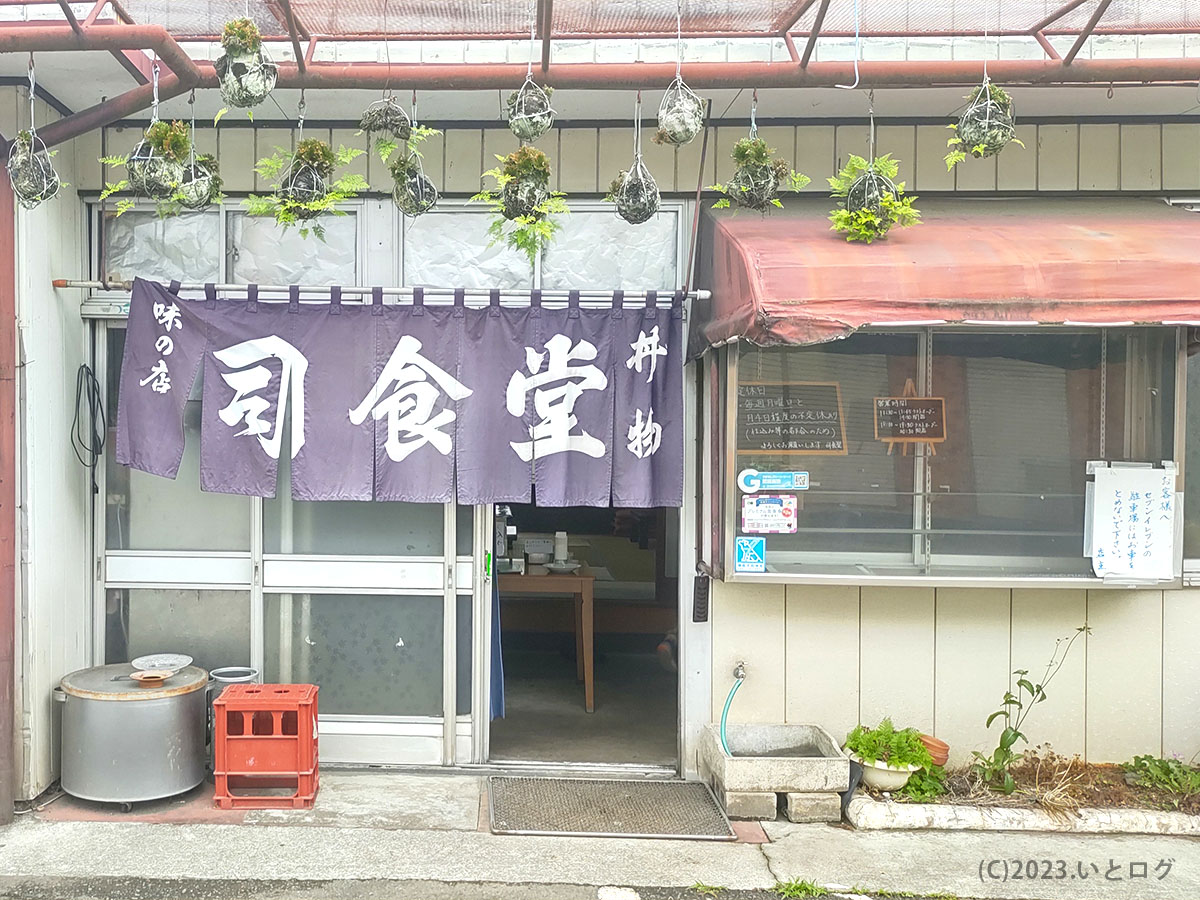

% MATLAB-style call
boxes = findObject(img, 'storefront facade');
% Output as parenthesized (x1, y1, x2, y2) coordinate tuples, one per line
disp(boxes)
(6, 73, 1200, 800)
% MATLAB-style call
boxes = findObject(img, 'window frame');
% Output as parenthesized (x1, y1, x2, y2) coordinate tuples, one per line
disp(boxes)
(717, 325, 1186, 588)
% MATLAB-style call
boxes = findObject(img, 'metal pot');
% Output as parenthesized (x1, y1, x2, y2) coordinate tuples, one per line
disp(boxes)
(58, 664, 208, 803)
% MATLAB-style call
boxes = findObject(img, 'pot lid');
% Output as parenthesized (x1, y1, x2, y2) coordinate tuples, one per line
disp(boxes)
(59, 664, 208, 701)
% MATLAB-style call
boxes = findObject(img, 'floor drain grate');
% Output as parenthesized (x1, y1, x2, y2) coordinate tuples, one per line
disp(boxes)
(487, 776, 735, 840)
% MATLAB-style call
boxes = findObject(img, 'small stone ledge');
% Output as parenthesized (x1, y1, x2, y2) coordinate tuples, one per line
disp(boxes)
(846, 795, 1200, 835)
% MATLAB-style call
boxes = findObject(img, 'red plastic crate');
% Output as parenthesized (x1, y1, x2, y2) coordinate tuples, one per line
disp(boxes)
(213, 683, 319, 810)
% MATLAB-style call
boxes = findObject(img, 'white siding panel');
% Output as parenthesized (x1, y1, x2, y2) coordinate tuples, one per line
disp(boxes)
(1120, 123, 1162, 192)
(876, 125, 915, 190)
(558, 128, 599, 193)
(443, 128, 482, 194)
(1162, 124, 1200, 190)
(914, 125, 955, 192)
(784, 584, 859, 744)
(795, 125, 835, 193)
(1162, 590, 1200, 759)
(996, 124, 1037, 190)
(217, 128, 256, 193)
(1037, 125, 1078, 191)
(1009, 589, 1087, 758)
(711, 581, 786, 724)
(859, 586, 935, 733)
(1078, 124, 1120, 191)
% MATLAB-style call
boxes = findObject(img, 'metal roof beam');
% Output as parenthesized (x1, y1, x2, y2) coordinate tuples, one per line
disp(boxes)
(1030, 0, 1092, 35)
(1033, 31, 1062, 60)
(538, 0, 552, 73)
(55, 0, 82, 34)
(277, 0, 307, 75)
(800, 0, 831, 68)
(1064, 0, 1113, 65)
(773, 0, 819, 34)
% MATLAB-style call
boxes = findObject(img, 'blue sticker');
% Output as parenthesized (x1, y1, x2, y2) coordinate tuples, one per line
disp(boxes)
(737, 468, 809, 493)
(734, 536, 766, 573)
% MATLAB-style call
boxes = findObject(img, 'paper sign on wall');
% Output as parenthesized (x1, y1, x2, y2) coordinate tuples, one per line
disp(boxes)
(741, 494, 798, 534)
(1087, 463, 1177, 581)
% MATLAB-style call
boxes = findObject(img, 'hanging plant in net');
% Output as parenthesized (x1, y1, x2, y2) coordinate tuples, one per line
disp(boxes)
(215, 17, 278, 109)
(606, 156, 660, 225)
(709, 137, 810, 214)
(359, 95, 413, 141)
(125, 119, 189, 201)
(278, 138, 334, 220)
(175, 154, 223, 211)
(655, 76, 705, 147)
(244, 135, 368, 240)
(472, 145, 569, 266)
(505, 79, 555, 142)
(8, 130, 60, 209)
(828, 154, 921, 244)
(390, 153, 438, 218)
(945, 82, 1022, 170)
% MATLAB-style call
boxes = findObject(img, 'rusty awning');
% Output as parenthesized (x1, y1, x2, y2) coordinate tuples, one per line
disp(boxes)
(693, 198, 1200, 348)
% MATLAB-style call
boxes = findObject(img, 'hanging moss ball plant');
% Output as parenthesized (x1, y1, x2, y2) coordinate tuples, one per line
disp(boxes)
(828, 154, 921, 244)
(505, 81, 555, 142)
(708, 137, 810, 213)
(472, 145, 569, 265)
(654, 77, 705, 147)
(125, 119, 190, 200)
(359, 96, 413, 141)
(175, 154, 223, 211)
(945, 83, 1022, 171)
(244, 139, 368, 239)
(605, 157, 660, 225)
(7, 130, 61, 209)
(390, 153, 438, 218)
(215, 17, 277, 108)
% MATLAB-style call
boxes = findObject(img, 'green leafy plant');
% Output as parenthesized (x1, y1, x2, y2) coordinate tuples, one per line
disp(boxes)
(708, 137, 810, 212)
(844, 718, 933, 769)
(944, 82, 1023, 170)
(153, 153, 224, 218)
(972, 626, 1089, 795)
(898, 764, 947, 802)
(691, 884, 724, 897)
(99, 120, 193, 215)
(1124, 755, 1200, 798)
(471, 146, 569, 266)
(244, 140, 367, 240)
(221, 17, 262, 56)
(828, 154, 920, 243)
(143, 120, 191, 164)
(773, 879, 828, 898)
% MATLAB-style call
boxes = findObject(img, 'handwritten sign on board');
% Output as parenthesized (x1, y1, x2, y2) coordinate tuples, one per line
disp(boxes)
(873, 396, 947, 443)
(1089, 465, 1177, 580)
(737, 382, 847, 456)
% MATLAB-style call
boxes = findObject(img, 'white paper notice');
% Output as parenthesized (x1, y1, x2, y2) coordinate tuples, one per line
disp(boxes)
(1089, 466, 1176, 580)
(741, 494, 798, 534)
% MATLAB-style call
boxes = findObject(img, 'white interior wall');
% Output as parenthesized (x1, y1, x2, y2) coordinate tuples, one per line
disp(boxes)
(1, 89, 90, 799)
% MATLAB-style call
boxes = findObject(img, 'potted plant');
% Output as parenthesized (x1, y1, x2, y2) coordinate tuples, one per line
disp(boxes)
(505, 79, 555, 142)
(944, 81, 1022, 170)
(7, 129, 61, 209)
(100, 119, 191, 209)
(828, 154, 920, 243)
(472, 145, 568, 265)
(919, 734, 950, 768)
(844, 718, 934, 791)
(709, 137, 810, 213)
(604, 155, 660, 225)
(654, 76, 705, 147)
(244, 138, 367, 239)
(215, 17, 277, 109)
(390, 152, 438, 218)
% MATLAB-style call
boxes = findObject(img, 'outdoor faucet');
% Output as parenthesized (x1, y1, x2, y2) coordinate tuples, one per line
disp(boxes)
(733, 661, 746, 681)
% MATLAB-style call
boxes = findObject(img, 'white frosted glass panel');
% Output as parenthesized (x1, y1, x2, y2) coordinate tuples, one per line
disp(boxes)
(542, 210, 679, 290)
(102, 210, 221, 283)
(229, 211, 357, 284)
(403, 211, 531, 289)
(106, 588, 250, 672)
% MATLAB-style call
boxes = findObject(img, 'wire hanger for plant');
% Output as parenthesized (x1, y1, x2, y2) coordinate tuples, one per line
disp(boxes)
(187, 89, 197, 170)
(26, 53, 36, 138)
(674, 0, 683, 81)
(150, 52, 160, 125)
(749, 88, 758, 140)
(296, 89, 306, 144)
(633, 89, 643, 159)
(867, 89, 876, 172)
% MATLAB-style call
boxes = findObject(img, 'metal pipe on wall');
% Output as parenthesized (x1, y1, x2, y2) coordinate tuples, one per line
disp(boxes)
(0, 176, 15, 824)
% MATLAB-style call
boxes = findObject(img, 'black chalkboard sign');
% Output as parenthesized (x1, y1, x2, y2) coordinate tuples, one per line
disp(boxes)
(873, 396, 946, 443)
(736, 381, 847, 455)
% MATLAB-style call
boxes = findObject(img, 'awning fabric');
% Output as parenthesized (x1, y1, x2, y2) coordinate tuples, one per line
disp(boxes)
(694, 198, 1200, 348)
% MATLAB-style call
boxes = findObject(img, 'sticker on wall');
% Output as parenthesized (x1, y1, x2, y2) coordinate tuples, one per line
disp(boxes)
(737, 468, 809, 493)
(733, 535, 766, 573)
(741, 494, 798, 534)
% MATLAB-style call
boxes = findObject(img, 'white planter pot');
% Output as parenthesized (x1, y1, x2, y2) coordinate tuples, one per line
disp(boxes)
(845, 750, 920, 792)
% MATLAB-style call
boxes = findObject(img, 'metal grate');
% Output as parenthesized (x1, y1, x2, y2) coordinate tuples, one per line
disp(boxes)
(488, 776, 735, 840)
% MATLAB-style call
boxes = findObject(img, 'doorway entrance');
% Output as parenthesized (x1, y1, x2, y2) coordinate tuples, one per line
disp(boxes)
(488, 504, 679, 768)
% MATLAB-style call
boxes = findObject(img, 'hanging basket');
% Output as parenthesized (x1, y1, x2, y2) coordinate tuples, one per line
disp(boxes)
(845, 169, 897, 215)
(955, 91, 1016, 160)
(215, 47, 278, 108)
(613, 157, 660, 225)
(656, 76, 705, 146)
(505, 80, 555, 142)
(360, 96, 413, 141)
(126, 136, 185, 201)
(727, 162, 780, 213)
(501, 175, 549, 221)
(175, 157, 221, 210)
(7, 131, 60, 209)
(278, 158, 329, 219)
(390, 155, 438, 218)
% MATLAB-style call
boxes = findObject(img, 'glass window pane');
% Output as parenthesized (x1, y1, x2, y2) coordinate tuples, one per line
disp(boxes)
(457, 594, 472, 716)
(263, 441, 444, 554)
(264, 593, 443, 716)
(228, 210, 357, 284)
(105, 588, 250, 672)
(541, 210, 679, 290)
(736, 336, 919, 562)
(1186, 345, 1200, 557)
(105, 328, 251, 551)
(102, 209, 220, 284)
(403, 211, 531, 289)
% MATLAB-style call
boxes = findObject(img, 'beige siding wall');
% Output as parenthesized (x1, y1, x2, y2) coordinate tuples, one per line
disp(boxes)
(711, 581, 1199, 767)
(80, 120, 1191, 194)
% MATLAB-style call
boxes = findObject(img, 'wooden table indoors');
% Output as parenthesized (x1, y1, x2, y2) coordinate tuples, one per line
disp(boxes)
(497, 572, 595, 713)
